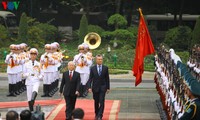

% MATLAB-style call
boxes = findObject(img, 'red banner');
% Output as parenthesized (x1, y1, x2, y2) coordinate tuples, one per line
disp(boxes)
(132, 8, 155, 86)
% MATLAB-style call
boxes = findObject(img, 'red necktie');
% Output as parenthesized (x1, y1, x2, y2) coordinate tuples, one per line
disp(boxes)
(69, 72, 72, 80)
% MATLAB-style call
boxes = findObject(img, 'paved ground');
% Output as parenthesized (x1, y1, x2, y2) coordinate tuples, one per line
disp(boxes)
(0, 71, 161, 120)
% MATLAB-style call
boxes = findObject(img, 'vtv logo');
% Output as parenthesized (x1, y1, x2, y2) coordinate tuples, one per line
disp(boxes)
(2, 1, 20, 10)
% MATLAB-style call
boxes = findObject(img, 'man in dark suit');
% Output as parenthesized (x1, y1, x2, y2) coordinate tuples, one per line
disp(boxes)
(88, 54, 110, 120)
(59, 61, 81, 120)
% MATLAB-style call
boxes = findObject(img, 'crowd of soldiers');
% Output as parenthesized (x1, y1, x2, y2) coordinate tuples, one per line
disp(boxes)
(4, 42, 93, 96)
(5, 42, 61, 97)
(154, 45, 200, 120)
(4, 42, 93, 111)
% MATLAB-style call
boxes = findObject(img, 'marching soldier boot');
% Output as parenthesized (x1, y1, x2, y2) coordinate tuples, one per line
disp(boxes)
(83, 85, 88, 97)
(31, 91, 37, 107)
(14, 83, 20, 95)
(47, 84, 52, 97)
(41, 85, 47, 97)
(56, 79, 59, 90)
(51, 82, 56, 95)
(7, 84, 13, 96)
(79, 84, 84, 97)
(22, 79, 26, 91)
(28, 101, 34, 111)
(18, 81, 23, 93)
(10, 84, 16, 97)
(54, 80, 59, 92)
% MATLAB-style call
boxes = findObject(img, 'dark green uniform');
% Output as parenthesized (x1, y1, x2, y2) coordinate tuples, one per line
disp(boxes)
(179, 98, 200, 120)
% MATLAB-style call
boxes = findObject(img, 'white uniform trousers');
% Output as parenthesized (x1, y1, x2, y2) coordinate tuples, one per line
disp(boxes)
(8, 74, 17, 84)
(80, 73, 89, 85)
(17, 72, 22, 82)
(43, 72, 54, 84)
(26, 82, 40, 101)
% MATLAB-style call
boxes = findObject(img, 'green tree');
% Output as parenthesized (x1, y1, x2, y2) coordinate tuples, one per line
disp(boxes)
(0, 25, 9, 46)
(36, 23, 58, 43)
(0, 25, 8, 40)
(88, 25, 105, 36)
(108, 13, 127, 29)
(27, 26, 45, 48)
(79, 14, 88, 44)
(164, 26, 192, 51)
(102, 29, 135, 48)
(18, 12, 28, 42)
(191, 16, 200, 46)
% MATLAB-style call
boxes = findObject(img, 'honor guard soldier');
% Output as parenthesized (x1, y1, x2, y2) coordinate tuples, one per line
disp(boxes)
(40, 44, 55, 97)
(179, 80, 200, 120)
(82, 43, 93, 96)
(19, 43, 29, 92)
(49, 43, 61, 96)
(14, 44, 25, 95)
(22, 48, 42, 111)
(5, 44, 20, 97)
(73, 44, 90, 97)
(176, 61, 200, 120)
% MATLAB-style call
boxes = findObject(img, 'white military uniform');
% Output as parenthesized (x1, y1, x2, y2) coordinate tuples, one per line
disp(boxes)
(5, 53, 20, 84)
(23, 60, 42, 101)
(40, 52, 55, 85)
(73, 53, 90, 85)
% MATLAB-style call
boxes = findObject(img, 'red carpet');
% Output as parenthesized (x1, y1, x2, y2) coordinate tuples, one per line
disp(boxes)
(46, 99, 121, 120)
(0, 99, 121, 120)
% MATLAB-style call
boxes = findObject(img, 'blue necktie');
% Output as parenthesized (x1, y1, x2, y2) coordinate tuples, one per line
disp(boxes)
(98, 65, 101, 75)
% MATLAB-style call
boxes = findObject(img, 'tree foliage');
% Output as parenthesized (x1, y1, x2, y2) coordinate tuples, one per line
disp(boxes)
(0, 25, 9, 46)
(191, 16, 200, 46)
(27, 26, 44, 48)
(108, 14, 127, 29)
(164, 26, 192, 51)
(18, 12, 28, 42)
(102, 29, 135, 48)
(35, 23, 58, 43)
(0, 25, 8, 40)
(79, 14, 88, 44)
(88, 25, 105, 36)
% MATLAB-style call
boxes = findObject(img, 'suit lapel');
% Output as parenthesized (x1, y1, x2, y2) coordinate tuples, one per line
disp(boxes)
(66, 71, 70, 80)
(95, 65, 99, 76)
(71, 71, 75, 80)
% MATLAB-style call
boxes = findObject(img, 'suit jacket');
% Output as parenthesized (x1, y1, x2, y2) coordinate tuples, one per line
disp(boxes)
(59, 71, 80, 96)
(88, 65, 110, 93)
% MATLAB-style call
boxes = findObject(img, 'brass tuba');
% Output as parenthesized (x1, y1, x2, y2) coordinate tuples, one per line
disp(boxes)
(84, 32, 101, 49)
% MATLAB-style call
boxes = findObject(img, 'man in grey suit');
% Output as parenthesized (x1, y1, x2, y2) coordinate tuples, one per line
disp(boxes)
(88, 54, 110, 120)
(59, 61, 81, 120)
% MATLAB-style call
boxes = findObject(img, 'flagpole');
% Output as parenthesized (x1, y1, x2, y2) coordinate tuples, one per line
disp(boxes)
(138, 8, 144, 18)
(138, 8, 142, 15)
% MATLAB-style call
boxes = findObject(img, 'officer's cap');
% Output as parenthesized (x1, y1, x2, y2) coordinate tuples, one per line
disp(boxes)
(52, 42, 60, 48)
(9, 44, 15, 49)
(45, 44, 51, 49)
(30, 48, 38, 55)
(82, 43, 89, 49)
(78, 44, 84, 50)
(189, 80, 200, 96)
